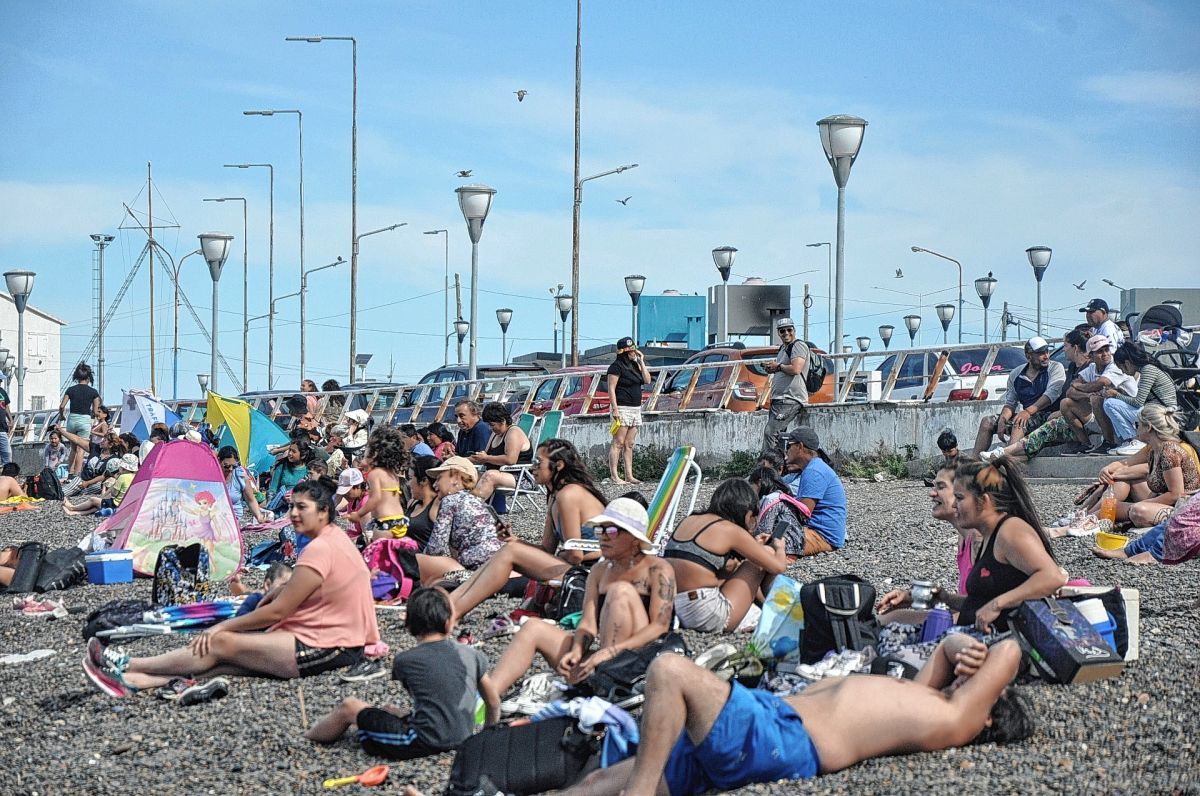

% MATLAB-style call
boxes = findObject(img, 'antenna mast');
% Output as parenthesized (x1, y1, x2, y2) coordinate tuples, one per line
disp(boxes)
(148, 162, 156, 394)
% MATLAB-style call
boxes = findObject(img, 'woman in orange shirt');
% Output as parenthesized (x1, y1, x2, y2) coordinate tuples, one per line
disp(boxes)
(82, 476, 380, 699)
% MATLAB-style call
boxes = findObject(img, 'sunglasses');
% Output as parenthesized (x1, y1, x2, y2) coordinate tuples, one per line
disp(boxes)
(595, 525, 624, 538)
(778, 327, 795, 333)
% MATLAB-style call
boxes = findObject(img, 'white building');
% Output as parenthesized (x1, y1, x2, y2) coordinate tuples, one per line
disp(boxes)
(0, 293, 65, 412)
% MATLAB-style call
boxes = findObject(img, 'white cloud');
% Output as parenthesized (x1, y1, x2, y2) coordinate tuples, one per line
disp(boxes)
(1083, 70, 1200, 110)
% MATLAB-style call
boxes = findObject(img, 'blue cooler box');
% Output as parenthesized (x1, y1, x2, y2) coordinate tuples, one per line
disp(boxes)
(86, 549, 134, 584)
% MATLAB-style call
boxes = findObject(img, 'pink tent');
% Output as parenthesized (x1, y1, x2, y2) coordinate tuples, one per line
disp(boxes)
(99, 440, 244, 579)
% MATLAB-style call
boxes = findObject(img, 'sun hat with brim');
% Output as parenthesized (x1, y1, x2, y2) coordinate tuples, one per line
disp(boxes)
(344, 409, 369, 425)
(427, 456, 478, 486)
(584, 497, 654, 551)
(118, 453, 140, 473)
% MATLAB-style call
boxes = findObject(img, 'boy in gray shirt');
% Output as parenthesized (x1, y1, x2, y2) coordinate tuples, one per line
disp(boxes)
(306, 587, 500, 759)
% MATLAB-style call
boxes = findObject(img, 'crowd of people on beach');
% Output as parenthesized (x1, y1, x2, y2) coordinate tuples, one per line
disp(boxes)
(3, 296, 1194, 793)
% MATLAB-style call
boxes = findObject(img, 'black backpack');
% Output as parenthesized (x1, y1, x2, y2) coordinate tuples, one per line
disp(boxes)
(35, 547, 86, 592)
(26, 467, 64, 501)
(447, 716, 598, 796)
(799, 574, 878, 664)
(582, 632, 690, 703)
(82, 599, 154, 641)
(544, 566, 589, 621)
(785, 341, 826, 394)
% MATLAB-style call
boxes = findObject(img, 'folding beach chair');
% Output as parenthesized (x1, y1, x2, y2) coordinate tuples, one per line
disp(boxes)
(496, 410, 563, 512)
(561, 445, 702, 555)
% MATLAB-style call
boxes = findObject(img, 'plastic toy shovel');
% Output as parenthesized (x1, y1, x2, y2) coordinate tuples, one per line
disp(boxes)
(323, 765, 390, 789)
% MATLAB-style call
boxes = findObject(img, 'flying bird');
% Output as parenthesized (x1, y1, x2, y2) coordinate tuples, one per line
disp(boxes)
(616, 196, 632, 206)
(1073, 280, 1087, 290)
(456, 170, 473, 178)
(895, 268, 904, 278)
(514, 90, 528, 102)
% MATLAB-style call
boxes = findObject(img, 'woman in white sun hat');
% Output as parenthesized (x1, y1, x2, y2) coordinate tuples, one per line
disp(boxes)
(488, 496, 677, 698)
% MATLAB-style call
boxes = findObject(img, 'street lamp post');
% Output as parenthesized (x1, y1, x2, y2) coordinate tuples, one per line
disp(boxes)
(910, 246, 963, 344)
(975, 273, 998, 343)
(496, 308, 513, 364)
(816, 114, 868, 399)
(570, 163, 638, 365)
(878, 324, 894, 349)
(197, 373, 209, 394)
(244, 109, 303, 379)
(904, 314, 922, 345)
(198, 233, 233, 393)
(455, 184, 496, 382)
(856, 336, 871, 352)
(286, 36, 358, 383)
(1026, 246, 1052, 336)
(163, 246, 203, 399)
(805, 242, 832, 345)
(556, 294, 574, 369)
(935, 303, 955, 345)
(3, 271, 35, 411)
(203, 197, 248, 388)
(624, 274, 645, 343)
(90, 233, 114, 400)
(424, 230, 450, 365)
(301, 257, 348, 374)
(711, 247, 736, 344)
(447, 319, 469, 363)
(225, 163, 274, 388)
(248, 290, 301, 375)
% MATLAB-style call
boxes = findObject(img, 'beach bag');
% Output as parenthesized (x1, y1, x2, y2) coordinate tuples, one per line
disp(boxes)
(799, 574, 878, 664)
(362, 537, 420, 602)
(583, 632, 690, 703)
(446, 715, 597, 796)
(1013, 598, 1124, 684)
(82, 599, 154, 641)
(748, 574, 805, 661)
(6, 542, 48, 593)
(152, 543, 213, 607)
(26, 467, 63, 501)
(35, 547, 87, 592)
(545, 566, 589, 622)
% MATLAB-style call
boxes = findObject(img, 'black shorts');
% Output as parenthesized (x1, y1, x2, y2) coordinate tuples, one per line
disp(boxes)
(293, 639, 363, 677)
(355, 708, 443, 760)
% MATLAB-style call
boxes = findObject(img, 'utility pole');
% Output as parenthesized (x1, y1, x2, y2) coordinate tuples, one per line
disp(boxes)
(570, 0, 582, 366)
(148, 162, 156, 395)
(454, 273, 464, 363)
(802, 283, 811, 342)
(1001, 301, 1009, 342)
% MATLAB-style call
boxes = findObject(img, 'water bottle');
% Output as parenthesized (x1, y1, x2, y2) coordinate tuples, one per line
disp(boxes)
(921, 603, 954, 643)
(1098, 486, 1117, 525)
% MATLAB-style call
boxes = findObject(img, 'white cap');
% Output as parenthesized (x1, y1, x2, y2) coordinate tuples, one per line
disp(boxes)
(336, 467, 364, 495)
(1025, 336, 1050, 353)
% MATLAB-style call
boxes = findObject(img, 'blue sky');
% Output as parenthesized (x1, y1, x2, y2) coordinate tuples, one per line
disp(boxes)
(2, 0, 1198, 400)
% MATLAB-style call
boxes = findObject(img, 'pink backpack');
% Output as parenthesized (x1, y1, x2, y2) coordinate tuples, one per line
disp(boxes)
(362, 537, 421, 602)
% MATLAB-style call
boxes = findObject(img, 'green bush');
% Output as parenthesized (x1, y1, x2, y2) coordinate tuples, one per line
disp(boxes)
(718, 450, 759, 479)
(589, 444, 675, 482)
(835, 443, 916, 480)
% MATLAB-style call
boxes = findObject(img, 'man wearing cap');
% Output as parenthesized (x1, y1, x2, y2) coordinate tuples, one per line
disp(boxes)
(762, 318, 811, 453)
(1081, 298, 1124, 351)
(780, 427, 846, 554)
(971, 336, 1066, 457)
(1057, 334, 1137, 455)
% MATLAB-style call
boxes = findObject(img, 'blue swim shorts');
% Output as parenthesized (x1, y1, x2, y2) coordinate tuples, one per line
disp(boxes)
(663, 681, 820, 796)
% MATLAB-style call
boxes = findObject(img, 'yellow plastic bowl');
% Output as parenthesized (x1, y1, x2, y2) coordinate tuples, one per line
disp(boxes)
(1095, 531, 1129, 551)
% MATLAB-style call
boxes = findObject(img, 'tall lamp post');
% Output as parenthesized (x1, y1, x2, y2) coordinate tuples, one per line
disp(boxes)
(910, 246, 963, 344)
(425, 229, 450, 365)
(285, 35, 358, 383)
(711, 247, 736, 343)
(456, 184, 497, 382)
(935, 303, 955, 345)
(90, 233, 115, 400)
(904, 314, 922, 345)
(1026, 246, 1052, 336)
(224, 163, 274, 387)
(197, 373, 209, 395)
(352, 222, 406, 378)
(203, 197, 248, 388)
(448, 319, 469, 364)
(570, 162, 638, 365)
(244, 109, 304, 377)
(166, 247, 203, 399)
(805, 242, 832, 344)
(856, 336, 871, 352)
(975, 273, 998, 343)
(556, 294, 573, 369)
(3, 271, 34, 411)
(816, 114, 868, 398)
(301, 257, 347, 374)
(879, 324, 894, 349)
(198, 233, 233, 393)
(624, 274, 645, 343)
(495, 308, 514, 364)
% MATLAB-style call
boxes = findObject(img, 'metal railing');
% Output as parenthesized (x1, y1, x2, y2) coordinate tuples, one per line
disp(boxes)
(11, 339, 1039, 444)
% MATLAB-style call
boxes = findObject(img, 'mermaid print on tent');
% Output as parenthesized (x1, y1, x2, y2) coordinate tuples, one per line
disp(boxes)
(100, 439, 244, 580)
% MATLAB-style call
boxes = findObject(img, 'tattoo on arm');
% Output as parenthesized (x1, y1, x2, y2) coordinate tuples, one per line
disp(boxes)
(654, 569, 676, 625)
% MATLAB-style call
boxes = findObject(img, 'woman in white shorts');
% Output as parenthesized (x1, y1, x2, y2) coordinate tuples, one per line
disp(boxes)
(663, 479, 789, 633)
(606, 336, 652, 484)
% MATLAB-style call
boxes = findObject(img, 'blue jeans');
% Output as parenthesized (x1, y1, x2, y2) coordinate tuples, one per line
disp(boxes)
(1102, 399, 1140, 442)
(1124, 522, 1165, 561)
(0, 432, 9, 465)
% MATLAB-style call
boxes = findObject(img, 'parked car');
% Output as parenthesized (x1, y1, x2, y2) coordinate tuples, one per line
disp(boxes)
(528, 366, 652, 417)
(400, 363, 548, 423)
(850, 346, 1025, 402)
(652, 343, 835, 413)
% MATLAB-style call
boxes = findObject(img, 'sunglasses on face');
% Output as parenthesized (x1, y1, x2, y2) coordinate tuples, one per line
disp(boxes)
(778, 328, 795, 334)
(596, 525, 623, 538)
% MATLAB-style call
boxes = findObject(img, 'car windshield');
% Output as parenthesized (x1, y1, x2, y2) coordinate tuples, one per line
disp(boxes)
(948, 347, 1026, 376)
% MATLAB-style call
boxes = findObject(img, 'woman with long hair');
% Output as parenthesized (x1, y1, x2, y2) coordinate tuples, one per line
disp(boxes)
(449, 438, 606, 619)
(606, 337, 652, 484)
(58, 363, 101, 477)
(268, 440, 314, 511)
(469, 402, 533, 503)
(218, 446, 269, 525)
(422, 423, 455, 461)
(746, 466, 813, 561)
(347, 426, 410, 542)
(662, 479, 789, 634)
(405, 455, 442, 551)
(83, 476, 379, 698)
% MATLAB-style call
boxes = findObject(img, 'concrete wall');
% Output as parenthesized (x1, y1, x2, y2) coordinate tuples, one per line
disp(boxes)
(562, 400, 1002, 467)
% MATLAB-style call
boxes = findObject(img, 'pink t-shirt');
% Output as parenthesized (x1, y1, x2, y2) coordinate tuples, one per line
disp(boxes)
(955, 537, 974, 595)
(272, 525, 379, 648)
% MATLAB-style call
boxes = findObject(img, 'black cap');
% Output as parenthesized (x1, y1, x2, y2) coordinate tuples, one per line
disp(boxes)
(1081, 298, 1109, 313)
(780, 426, 831, 462)
(616, 336, 635, 351)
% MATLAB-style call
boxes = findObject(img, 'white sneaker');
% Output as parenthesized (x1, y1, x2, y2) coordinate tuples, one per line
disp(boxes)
(1113, 440, 1146, 456)
(500, 672, 562, 716)
(980, 448, 1004, 463)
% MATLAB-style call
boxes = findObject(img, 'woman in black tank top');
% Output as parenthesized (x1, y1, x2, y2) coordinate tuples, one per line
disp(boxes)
(952, 459, 1065, 632)
(469, 402, 533, 501)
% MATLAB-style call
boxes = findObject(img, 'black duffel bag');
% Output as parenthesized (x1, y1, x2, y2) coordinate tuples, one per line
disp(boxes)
(6, 542, 48, 593)
(582, 632, 690, 703)
(446, 715, 598, 796)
